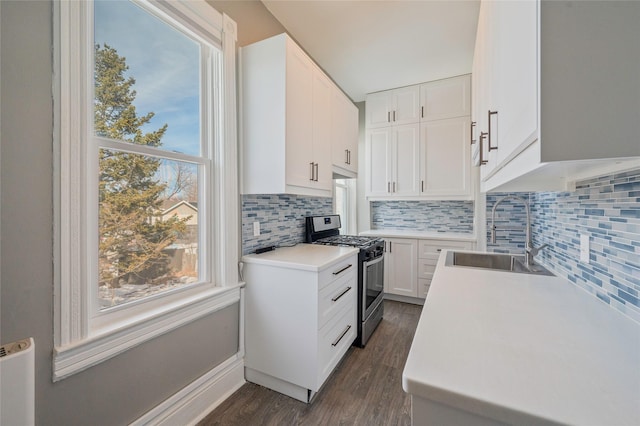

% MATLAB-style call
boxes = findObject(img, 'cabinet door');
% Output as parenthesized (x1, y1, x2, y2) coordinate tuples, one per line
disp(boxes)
(392, 123, 420, 196)
(331, 91, 358, 174)
(393, 85, 421, 125)
(365, 128, 393, 196)
(285, 42, 314, 188)
(312, 69, 333, 190)
(420, 117, 471, 197)
(493, 0, 537, 166)
(365, 91, 392, 129)
(420, 75, 471, 121)
(385, 238, 418, 297)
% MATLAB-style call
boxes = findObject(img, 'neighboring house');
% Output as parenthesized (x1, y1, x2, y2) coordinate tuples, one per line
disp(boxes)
(160, 200, 198, 226)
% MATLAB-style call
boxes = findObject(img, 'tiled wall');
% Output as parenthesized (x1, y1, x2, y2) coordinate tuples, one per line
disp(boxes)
(241, 194, 333, 255)
(371, 200, 474, 233)
(486, 169, 640, 323)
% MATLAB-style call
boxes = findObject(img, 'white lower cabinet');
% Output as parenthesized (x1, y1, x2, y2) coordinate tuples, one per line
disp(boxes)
(384, 238, 418, 297)
(385, 238, 474, 301)
(243, 251, 357, 403)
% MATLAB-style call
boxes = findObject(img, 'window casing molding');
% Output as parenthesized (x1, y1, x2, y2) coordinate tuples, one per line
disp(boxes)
(53, 0, 240, 381)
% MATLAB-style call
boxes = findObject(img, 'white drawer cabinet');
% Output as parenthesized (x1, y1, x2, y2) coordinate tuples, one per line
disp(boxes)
(243, 247, 357, 403)
(384, 237, 474, 302)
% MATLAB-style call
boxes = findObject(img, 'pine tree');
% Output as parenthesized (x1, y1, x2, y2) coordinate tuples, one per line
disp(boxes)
(95, 43, 188, 288)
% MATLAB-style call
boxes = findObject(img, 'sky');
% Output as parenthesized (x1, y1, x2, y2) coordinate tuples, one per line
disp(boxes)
(94, 0, 201, 157)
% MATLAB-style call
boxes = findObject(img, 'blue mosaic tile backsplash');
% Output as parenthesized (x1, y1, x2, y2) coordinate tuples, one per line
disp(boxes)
(487, 168, 640, 323)
(241, 195, 333, 255)
(371, 200, 474, 233)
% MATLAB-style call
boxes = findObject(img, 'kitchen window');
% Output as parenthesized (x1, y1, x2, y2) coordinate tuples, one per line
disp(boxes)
(53, 0, 240, 380)
(334, 178, 356, 234)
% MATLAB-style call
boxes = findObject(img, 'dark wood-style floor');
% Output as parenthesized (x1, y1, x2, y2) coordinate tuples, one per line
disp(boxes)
(198, 300, 423, 426)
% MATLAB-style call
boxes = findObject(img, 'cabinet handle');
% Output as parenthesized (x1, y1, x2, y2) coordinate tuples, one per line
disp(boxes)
(310, 162, 315, 180)
(331, 286, 352, 302)
(314, 163, 319, 181)
(389, 241, 392, 253)
(388, 182, 391, 193)
(393, 182, 396, 192)
(331, 325, 352, 347)
(421, 180, 425, 192)
(332, 264, 353, 276)
(470, 121, 477, 145)
(393, 110, 396, 122)
(388, 111, 391, 123)
(348, 150, 351, 165)
(436, 248, 442, 252)
(421, 106, 424, 118)
(487, 110, 498, 151)
(479, 132, 488, 165)
(345, 149, 349, 164)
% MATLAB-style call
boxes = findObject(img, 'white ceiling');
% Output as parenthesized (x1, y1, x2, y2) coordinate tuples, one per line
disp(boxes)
(261, 0, 480, 102)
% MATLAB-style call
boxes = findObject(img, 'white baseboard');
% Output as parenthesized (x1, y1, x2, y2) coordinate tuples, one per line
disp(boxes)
(131, 354, 245, 426)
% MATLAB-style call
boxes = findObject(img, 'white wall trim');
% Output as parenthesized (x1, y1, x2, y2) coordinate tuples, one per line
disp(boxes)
(130, 354, 245, 426)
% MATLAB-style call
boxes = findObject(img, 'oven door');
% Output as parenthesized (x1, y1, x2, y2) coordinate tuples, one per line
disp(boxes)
(362, 254, 384, 321)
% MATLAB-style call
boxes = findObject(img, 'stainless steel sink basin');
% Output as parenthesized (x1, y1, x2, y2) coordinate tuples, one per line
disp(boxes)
(445, 251, 554, 276)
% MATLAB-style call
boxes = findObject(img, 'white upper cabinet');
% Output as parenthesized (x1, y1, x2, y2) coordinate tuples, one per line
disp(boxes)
(420, 75, 471, 121)
(366, 85, 420, 128)
(365, 124, 420, 197)
(420, 116, 471, 197)
(473, 0, 640, 192)
(365, 75, 473, 200)
(331, 89, 358, 176)
(242, 33, 356, 196)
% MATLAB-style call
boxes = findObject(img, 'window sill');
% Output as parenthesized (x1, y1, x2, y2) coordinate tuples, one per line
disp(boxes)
(52, 284, 242, 381)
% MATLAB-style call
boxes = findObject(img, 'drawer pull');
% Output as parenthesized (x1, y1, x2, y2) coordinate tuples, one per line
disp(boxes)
(332, 264, 353, 276)
(331, 325, 352, 347)
(331, 286, 352, 302)
(436, 249, 442, 252)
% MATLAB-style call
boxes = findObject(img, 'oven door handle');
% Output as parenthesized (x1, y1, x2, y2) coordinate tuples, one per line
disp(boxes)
(363, 254, 384, 268)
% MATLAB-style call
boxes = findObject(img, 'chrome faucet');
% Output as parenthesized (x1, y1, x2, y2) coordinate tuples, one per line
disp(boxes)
(490, 195, 548, 267)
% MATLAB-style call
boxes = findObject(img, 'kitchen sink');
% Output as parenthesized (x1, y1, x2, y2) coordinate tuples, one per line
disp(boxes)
(445, 251, 554, 276)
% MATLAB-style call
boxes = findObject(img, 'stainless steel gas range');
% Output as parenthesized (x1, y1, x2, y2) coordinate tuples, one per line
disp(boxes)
(305, 215, 384, 347)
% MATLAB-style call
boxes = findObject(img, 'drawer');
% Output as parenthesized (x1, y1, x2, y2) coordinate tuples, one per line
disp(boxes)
(418, 260, 436, 280)
(318, 271, 356, 329)
(418, 239, 473, 258)
(418, 278, 431, 299)
(318, 254, 357, 289)
(317, 303, 356, 389)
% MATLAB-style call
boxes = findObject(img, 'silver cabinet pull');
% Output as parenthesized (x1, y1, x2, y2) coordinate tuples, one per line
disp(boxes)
(347, 150, 351, 165)
(479, 132, 488, 165)
(314, 163, 319, 181)
(387, 182, 391, 193)
(393, 182, 396, 192)
(389, 241, 392, 253)
(471, 121, 477, 145)
(421, 106, 424, 118)
(331, 286, 352, 302)
(345, 149, 349, 164)
(488, 110, 498, 151)
(421, 180, 425, 192)
(332, 264, 352, 275)
(436, 248, 442, 252)
(388, 111, 391, 123)
(331, 325, 352, 347)
(393, 110, 396, 122)
(310, 162, 314, 180)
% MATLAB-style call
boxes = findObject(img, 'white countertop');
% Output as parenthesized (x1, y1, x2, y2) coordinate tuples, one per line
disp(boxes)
(360, 229, 476, 242)
(242, 244, 359, 272)
(402, 250, 640, 425)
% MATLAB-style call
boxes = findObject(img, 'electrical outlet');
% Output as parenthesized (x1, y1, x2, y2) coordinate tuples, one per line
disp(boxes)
(253, 221, 260, 237)
(580, 234, 590, 263)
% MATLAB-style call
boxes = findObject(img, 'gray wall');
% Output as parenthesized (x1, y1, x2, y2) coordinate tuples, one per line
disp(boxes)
(0, 1, 242, 424)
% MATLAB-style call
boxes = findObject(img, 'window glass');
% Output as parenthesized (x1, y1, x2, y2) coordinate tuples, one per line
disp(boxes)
(335, 179, 349, 234)
(98, 149, 200, 308)
(94, 0, 201, 156)
(94, 0, 207, 310)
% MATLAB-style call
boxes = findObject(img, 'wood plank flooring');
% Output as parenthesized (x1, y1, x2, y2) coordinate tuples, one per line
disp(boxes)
(198, 300, 423, 426)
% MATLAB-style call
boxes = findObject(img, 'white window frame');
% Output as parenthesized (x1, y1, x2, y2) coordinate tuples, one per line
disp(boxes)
(53, 0, 240, 381)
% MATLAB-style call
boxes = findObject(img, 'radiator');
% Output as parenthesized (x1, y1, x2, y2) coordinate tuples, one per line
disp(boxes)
(0, 338, 35, 426)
